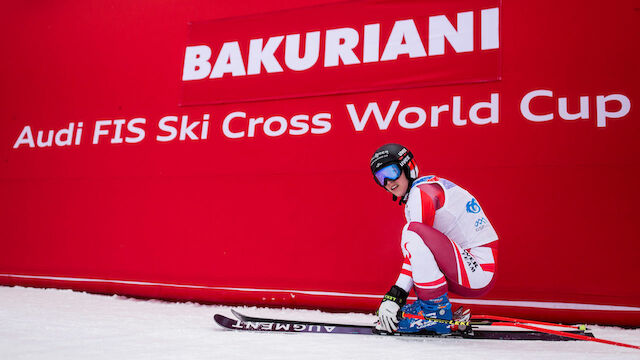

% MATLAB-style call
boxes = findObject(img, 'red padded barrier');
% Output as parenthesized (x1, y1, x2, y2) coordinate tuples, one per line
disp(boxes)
(1, 0, 638, 325)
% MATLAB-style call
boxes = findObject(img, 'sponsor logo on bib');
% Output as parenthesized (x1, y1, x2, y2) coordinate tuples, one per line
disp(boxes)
(466, 198, 481, 213)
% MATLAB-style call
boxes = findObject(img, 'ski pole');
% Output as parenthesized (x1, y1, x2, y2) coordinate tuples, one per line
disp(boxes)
(492, 322, 640, 350)
(473, 314, 587, 331)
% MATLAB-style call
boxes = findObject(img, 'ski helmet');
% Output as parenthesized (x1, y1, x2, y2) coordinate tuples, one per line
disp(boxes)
(369, 143, 419, 202)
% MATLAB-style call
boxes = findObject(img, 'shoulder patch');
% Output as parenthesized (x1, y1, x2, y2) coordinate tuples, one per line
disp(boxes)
(440, 178, 458, 189)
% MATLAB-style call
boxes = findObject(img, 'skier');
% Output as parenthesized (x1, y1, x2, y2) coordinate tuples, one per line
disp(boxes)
(370, 143, 499, 335)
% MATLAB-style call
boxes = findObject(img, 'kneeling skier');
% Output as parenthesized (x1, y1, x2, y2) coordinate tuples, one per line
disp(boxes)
(370, 143, 499, 334)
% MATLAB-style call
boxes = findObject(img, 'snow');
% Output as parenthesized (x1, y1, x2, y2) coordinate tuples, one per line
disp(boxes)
(1, 286, 638, 360)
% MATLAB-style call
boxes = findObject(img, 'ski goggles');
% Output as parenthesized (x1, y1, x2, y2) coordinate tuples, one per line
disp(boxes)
(374, 163, 402, 187)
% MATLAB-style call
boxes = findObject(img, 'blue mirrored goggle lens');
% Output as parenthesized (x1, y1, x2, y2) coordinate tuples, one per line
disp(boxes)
(374, 164, 402, 186)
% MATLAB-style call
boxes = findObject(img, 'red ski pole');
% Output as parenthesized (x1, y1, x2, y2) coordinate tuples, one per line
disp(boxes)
(492, 322, 640, 350)
(473, 314, 586, 331)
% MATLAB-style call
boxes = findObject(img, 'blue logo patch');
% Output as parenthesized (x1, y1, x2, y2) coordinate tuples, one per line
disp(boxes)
(466, 198, 481, 213)
(474, 217, 487, 227)
(474, 217, 488, 232)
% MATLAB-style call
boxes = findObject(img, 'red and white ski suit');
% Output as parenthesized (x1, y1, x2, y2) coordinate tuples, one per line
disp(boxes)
(395, 176, 499, 299)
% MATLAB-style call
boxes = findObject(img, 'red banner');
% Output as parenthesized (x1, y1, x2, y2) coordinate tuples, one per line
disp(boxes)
(181, 0, 500, 105)
(1, 0, 639, 326)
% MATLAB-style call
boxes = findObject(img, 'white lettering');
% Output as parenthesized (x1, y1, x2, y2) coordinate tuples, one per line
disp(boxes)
(325, 28, 360, 67)
(263, 116, 288, 137)
(211, 42, 246, 78)
(75, 122, 83, 145)
(16, 122, 84, 148)
(179, 115, 200, 140)
(481, 8, 499, 50)
(363, 24, 380, 63)
(182, 45, 212, 80)
(260, 323, 274, 330)
(37, 130, 54, 147)
(126, 118, 146, 143)
(346, 101, 400, 131)
(231, 321, 244, 329)
(248, 117, 264, 137)
(596, 94, 631, 128)
(311, 113, 332, 134)
(13, 126, 35, 148)
(521, 90, 554, 122)
(398, 106, 427, 129)
(428, 11, 473, 55)
(381, 19, 426, 61)
(558, 96, 589, 120)
(289, 114, 309, 135)
(55, 123, 74, 146)
(201, 114, 210, 140)
(93, 120, 112, 144)
(223, 112, 247, 138)
(157, 116, 179, 142)
(285, 32, 320, 71)
(248, 36, 285, 75)
(111, 119, 126, 144)
(183, 8, 501, 84)
(430, 105, 449, 127)
(469, 93, 499, 125)
(452, 96, 467, 126)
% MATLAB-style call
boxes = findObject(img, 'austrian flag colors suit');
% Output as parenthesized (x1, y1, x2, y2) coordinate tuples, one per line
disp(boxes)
(395, 175, 499, 299)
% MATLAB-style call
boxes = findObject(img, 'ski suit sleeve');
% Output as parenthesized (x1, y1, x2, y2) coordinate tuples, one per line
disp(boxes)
(395, 254, 413, 293)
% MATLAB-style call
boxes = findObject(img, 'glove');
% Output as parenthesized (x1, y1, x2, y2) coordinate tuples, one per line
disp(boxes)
(376, 285, 408, 333)
(376, 300, 400, 332)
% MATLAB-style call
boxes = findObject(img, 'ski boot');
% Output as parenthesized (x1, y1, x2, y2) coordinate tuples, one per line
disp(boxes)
(397, 293, 453, 335)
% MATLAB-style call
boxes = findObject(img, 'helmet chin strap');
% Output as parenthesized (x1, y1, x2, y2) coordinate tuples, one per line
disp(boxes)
(393, 177, 414, 205)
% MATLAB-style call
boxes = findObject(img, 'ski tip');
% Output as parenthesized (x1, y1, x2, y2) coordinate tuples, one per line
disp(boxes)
(214, 313, 237, 323)
(231, 308, 248, 321)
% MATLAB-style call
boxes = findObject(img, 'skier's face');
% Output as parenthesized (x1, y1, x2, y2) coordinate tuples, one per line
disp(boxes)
(384, 172, 409, 198)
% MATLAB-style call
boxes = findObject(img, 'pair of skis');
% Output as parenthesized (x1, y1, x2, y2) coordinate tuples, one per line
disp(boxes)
(214, 309, 639, 350)
(215, 309, 585, 340)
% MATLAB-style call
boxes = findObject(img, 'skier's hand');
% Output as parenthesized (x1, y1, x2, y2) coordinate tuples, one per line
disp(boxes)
(375, 285, 408, 333)
(376, 300, 400, 332)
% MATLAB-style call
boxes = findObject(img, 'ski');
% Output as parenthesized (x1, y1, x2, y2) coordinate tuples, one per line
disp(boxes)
(217, 310, 591, 341)
(230, 309, 373, 328)
(215, 314, 376, 335)
(231, 309, 586, 332)
(216, 313, 480, 338)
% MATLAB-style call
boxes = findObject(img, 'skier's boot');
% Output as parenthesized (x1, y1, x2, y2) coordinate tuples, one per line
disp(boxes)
(396, 293, 452, 335)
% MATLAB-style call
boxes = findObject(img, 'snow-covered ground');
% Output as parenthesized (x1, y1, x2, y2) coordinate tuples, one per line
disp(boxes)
(1, 286, 638, 360)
